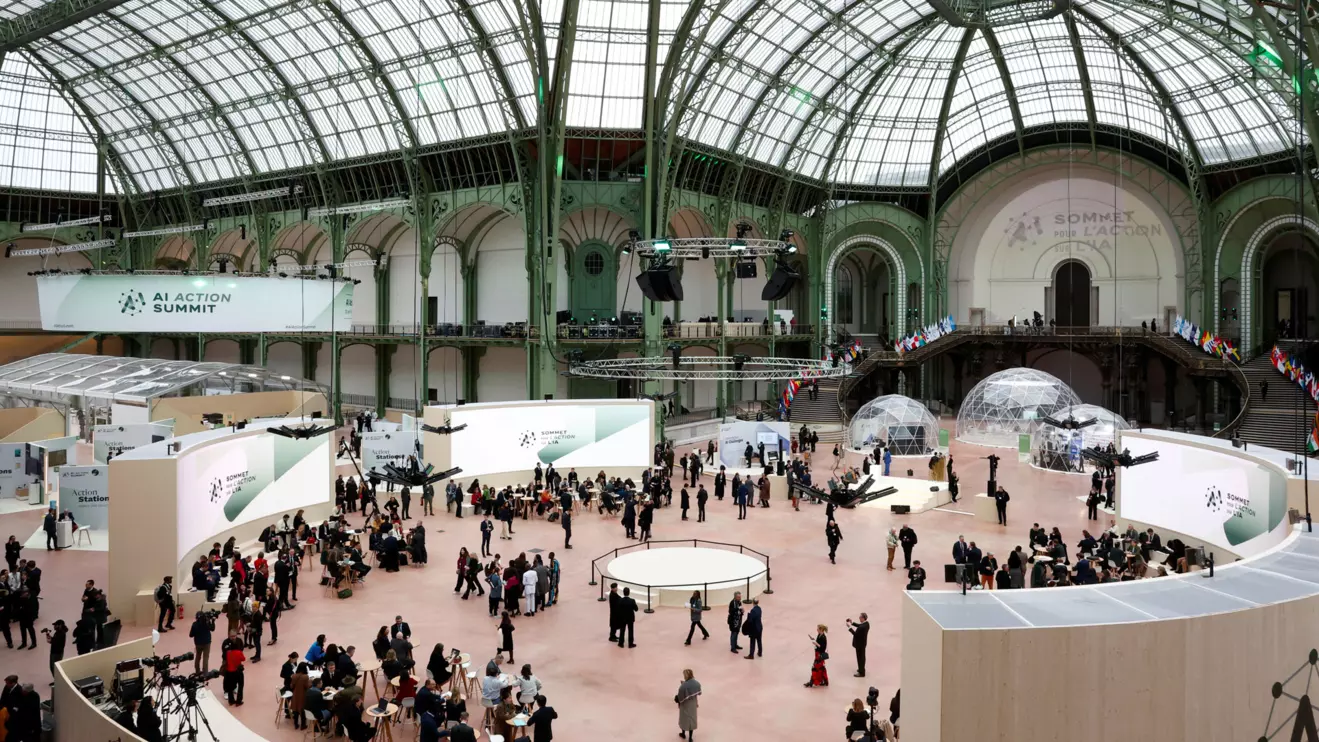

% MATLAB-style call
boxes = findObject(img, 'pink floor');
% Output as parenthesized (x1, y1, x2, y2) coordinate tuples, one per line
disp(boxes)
(1, 425, 1098, 741)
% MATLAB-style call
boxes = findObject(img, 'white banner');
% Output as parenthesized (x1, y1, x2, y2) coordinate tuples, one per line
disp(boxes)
(175, 431, 331, 562)
(37, 274, 353, 332)
(57, 465, 109, 529)
(1119, 435, 1289, 558)
(718, 421, 791, 469)
(92, 421, 174, 464)
(361, 431, 420, 474)
(0, 444, 33, 500)
(447, 403, 651, 479)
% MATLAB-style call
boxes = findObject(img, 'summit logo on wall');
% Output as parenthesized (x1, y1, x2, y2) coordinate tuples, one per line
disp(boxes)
(37, 274, 353, 333)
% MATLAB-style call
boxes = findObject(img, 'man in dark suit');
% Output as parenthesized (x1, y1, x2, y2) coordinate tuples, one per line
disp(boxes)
(437, 711, 477, 741)
(43, 510, 57, 551)
(994, 486, 1010, 526)
(727, 592, 744, 653)
(847, 613, 870, 677)
(616, 587, 638, 649)
(908, 561, 927, 590)
(391, 615, 411, 640)
(274, 555, 293, 610)
(607, 583, 621, 643)
(743, 599, 763, 659)
(951, 536, 968, 565)
(713, 467, 727, 501)
(898, 525, 918, 569)
(688, 454, 702, 488)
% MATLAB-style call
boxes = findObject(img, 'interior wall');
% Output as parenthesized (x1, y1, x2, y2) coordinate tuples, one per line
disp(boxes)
(338, 344, 376, 397)
(390, 344, 418, 406)
(265, 342, 302, 379)
(0, 251, 92, 324)
(1029, 349, 1104, 404)
(0, 406, 64, 441)
(388, 230, 421, 327)
(679, 260, 719, 318)
(477, 347, 527, 401)
(204, 339, 241, 364)
(150, 390, 326, 434)
(54, 637, 154, 742)
(429, 241, 464, 324)
(428, 347, 464, 404)
(343, 258, 377, 326)
(949, 163, 1183, 325)
(149, 337, 176, 359)
(475, 219, 528, 324)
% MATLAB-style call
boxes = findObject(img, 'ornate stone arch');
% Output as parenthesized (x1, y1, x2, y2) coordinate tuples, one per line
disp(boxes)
(1238, 214, 1319, 351)
(825, 236, 910, 343)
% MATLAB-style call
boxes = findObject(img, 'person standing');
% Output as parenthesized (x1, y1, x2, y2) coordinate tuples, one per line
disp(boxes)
(528, 694, 557, 742)
(274, 553, 293, 610)
(898, 524, 917, 569)
(952, 536, 968, 565)
(1008, 546, 1025, 588)
(696, 485, 708, 522)
(480, 516, 494, 555)
(726, 593, 743, 654)
(713, 467, 726, 501)
(154, 576, 175, 632)
(43, 509, 57, 551)
(847, 613, 869, 678)
(688, 454, 701, 488)
(522, 564, 538, 617)
(735, 480, 749, 520)
(979, 551, 997, 590)
(4, 535, 21, 572)
(560, 505, 572, 550)
(825, 520, 843, 564)
(617, 587, 638, 648)
(622, 497, 637, 539)
(882, 446, 892, 476)
(189, 611, 212, 674)
(1086, 487, 1101, 521)
(680, 488, 690, 521)
(885, 528, 898, 571)
(743, 599, 762, 659)
(607, 583, 621, 643)
(684, 592, 709, 645)
(675, 669, 701, 740)
(401, 486, 412, 520)
(638, 502, 654, 543)
(498, 611, 515, 664)
(706, 440, 715, 465)
(45, 618, 67, 675)
(994, 485, 1010, 526)
(804, 625, 829, 688)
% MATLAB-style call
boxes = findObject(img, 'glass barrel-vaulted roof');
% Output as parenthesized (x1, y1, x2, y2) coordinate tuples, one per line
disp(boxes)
(0, 0, 1305, 193)
(0, 353, 323, 406)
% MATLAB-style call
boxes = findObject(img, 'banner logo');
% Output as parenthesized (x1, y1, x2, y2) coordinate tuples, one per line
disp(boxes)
(209, 478, 223, 503)
(119, 290, 147, 316)
(1205, 486, 1225, 513)
(1262, 650, 1319, 741)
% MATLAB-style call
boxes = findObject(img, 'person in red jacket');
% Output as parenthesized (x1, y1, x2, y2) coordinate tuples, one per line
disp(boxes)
(223, 640, 246, 705)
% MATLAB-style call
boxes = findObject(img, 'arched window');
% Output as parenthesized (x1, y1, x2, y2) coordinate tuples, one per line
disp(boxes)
(837, 266, 854, 325)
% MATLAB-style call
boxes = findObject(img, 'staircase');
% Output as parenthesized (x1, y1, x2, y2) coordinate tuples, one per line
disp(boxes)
(787, 378, 845, 426)
(1237, 344, 1316, 453)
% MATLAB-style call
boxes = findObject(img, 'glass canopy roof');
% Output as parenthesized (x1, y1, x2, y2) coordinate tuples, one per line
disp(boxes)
(2, 0, 1302, 193)
(0, 353, 323, 406)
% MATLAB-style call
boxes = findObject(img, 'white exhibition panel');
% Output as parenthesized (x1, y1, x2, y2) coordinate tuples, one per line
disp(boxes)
(361, 430, 420, 472)
(446, 401, 652, 479)
(0, 443, 30, 499)
(37, 274, 353, 332)
(1119, 432, 1289, 558)
(175, 432, 331, 562)
(110, 403, 150, 425)
(56, 465, 109, 529)
(92, 420, 174, 463)
(718, 420, 791, 469)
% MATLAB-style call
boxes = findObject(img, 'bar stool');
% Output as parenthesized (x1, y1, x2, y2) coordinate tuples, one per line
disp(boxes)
(274, 687, 293, 728)
(73, 527, 92, 547)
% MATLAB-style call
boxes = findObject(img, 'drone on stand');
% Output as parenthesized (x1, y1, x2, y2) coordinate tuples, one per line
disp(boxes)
(1081, 447, 1158, 470)
(1041, 414, 1098, 431)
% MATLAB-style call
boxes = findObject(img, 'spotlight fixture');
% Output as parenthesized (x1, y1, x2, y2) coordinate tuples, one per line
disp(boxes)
(352, 279, 362, 285)
(735, 223, 753, 239)
(267, 423, 336, 439)
(667, 342, 682, 370)
(778, 228, 795, 242)
(278, 272, 288, 278)
(652, 239, 672, 253)
(729, 238, 747, 252)
(420, 423, 468, 435)
(702, 244, 710, 260)
(732, 353, 749, 371)
(1042, 415, 1099, 431)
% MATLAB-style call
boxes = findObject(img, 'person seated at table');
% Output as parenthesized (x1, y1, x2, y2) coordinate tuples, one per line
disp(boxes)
(536, 490, 553, 517)
(491, 686, 518, 739)
(338, 696, 376, 742)
(426, 643, 453, 685)
(348, 545, 371, 581)
(444, 686, 469, 727)
(382, 649, 404, 681)
(1073, 555, 1097, 585)
(395, 669, 419, 716)
(1076, 530, 1098, 558)
(304, 677, 332, 730)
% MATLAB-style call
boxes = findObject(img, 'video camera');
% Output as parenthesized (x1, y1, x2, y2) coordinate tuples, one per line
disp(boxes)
(141, 652, 194, 670)
(194, 609, 220, 626)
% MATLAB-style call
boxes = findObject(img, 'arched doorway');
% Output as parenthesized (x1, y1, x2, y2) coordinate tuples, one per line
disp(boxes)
(1260, 233, 1318, 342)
(571, 243, 617, 322)
(1053, 260, 1092, 327)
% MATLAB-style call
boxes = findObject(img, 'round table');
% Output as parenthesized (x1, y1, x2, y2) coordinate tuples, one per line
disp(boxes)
(358, 661, 382, 700)
(510, 713, 530, 738)
(365, 703, 399, 742)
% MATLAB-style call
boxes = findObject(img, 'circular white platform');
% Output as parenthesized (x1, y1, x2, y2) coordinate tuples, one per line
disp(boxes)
(604, 546, 768, 608)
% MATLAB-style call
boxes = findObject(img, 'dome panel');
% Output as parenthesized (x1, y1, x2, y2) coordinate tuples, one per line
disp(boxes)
(849, 394, 941, 455)
(956, 367, 1082, 447)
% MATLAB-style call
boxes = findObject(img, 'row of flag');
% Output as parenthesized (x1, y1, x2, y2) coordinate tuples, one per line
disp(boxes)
(1172, 315, 1241, 362)
(778, 339, 864, 420)
(894, 316, 956, 355)
(1269, 345, 1319, 453)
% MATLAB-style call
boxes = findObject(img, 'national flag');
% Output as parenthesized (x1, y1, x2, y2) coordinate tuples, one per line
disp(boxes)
(1309, 413, 1319, 454)
(1272, 346, 1286, 372)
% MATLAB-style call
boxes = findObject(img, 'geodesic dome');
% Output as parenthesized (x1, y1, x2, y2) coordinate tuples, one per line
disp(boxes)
(848, 394, 939, 456)
(1031, 404, 1130, 472)
(956, 368, 1082, 447)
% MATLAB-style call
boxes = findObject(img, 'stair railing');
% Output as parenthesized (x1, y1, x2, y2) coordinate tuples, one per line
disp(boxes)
(1212, 361, 1251, 439)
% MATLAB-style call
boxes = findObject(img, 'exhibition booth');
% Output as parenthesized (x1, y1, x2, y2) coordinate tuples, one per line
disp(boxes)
(107, 418, 335, 624)
(901, 430, 1312, 742)
(423, 398, 655, 490)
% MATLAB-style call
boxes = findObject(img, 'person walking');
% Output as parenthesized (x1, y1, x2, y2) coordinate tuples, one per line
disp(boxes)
(804, 624, 829, 688)
(743, 599, 762, 659)
(898, 524, 917, 569)
(713, 467, 726, 501)
(684, 592, 709, 645)
(43, 510, 57, 551)
(1260, 380, 1268, 401)
(617, 587, 638, 648)
(498, 611, 515, 664)
(675, 669, 701, 740)
(696, 485, 708, 522)
(847, 613, 869, 677)
(885, 528, 898, 571)
(727, 593, 743, 654)
(823, 519, 845, 564)
(560, 505, 572, 550)
(154, 576, 176, 632)
(994, 485, 1010, 526)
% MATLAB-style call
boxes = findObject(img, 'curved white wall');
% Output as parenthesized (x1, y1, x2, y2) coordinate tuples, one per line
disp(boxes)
(949, 164, 1183, 325)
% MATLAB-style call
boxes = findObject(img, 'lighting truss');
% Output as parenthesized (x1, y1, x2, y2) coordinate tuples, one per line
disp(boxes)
(201, 185, 303, 207)
(21, 214, 111, 232)
(6, 238, 116, 258)
(307, 198, 410, 217)
(123, 223, 206, 239)
(631, 238, 796, 259)
(276, 257, 384, 274)
(566, 356, 849, 382)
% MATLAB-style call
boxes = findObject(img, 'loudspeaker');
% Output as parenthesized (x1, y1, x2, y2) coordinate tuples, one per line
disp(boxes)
(636, 265, 684, 301)
(891, 504, 911, 514)
(761, 262, 799, 301)
(943, 564, 959, 583)
(734, 261, 758, 279)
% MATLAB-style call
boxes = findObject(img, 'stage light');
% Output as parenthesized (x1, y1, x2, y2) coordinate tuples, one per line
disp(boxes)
(732, 353, 749, 371)
(736, 223, 753, 239)
(702, 244, 710, 259)
(668, 342, 682, 369)
(652, 240, 672, 253)
(278, 272, 288, 278)
(779, 228, 795, 242)
(729, 239, 746, 252)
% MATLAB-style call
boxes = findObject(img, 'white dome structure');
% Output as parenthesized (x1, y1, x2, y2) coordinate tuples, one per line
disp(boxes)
(1031, 404, 1131, 473)
(956, 368, 1082, 447)
(848, 394, 939, 456)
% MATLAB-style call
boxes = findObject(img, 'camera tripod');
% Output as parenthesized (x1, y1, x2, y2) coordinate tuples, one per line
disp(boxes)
(149, 668, 219, 742)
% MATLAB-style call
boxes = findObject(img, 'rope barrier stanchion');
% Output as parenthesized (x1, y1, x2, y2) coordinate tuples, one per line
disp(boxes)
(763, 560, 774, 595)
(703, 583, 710, 611)
(743, 577, 753, 604)
(644, 586, 655, 614)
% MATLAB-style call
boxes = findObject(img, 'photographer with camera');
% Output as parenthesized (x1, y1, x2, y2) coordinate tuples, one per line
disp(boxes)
(43, 619, 66, 675)
(190, 609, 217, 673)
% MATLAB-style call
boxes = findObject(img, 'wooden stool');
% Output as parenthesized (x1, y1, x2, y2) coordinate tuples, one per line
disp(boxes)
(275, 688, 292, 727)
